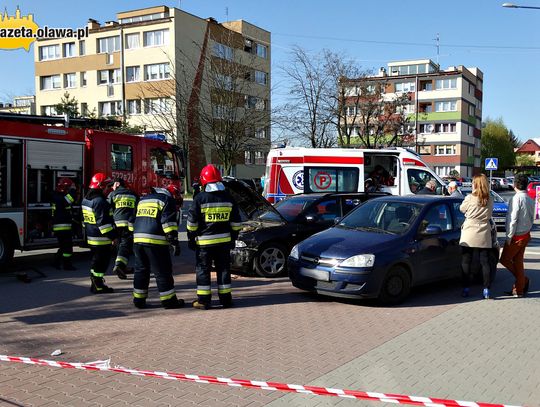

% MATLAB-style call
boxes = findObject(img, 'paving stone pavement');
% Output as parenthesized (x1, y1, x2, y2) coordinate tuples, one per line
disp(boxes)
(1, 228, 539, 407)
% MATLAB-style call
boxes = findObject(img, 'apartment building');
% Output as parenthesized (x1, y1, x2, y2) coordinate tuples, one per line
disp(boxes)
(343, 59, 483, 178)
(0, 96, 36, 115)
(34, 6, 271, 180)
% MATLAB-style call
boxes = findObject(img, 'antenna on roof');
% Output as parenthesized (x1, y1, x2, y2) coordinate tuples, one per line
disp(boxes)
(225, 6, 229, 20)
(434, 33, 440, 66)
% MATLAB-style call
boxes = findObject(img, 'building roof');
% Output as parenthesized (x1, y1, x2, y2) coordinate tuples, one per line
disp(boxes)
(516, 139, 540, 153)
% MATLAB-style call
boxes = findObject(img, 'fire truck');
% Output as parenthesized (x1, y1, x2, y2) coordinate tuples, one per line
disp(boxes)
(0, 114, 185, 265)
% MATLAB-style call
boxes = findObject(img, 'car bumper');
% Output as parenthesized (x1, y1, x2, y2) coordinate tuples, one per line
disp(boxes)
(288, 259, 381, 299)
(493, 213, 506, 229)
(230, 247, 257, 273)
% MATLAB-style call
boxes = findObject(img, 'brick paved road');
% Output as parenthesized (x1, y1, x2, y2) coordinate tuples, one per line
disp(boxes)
(1, 228, 539, 406)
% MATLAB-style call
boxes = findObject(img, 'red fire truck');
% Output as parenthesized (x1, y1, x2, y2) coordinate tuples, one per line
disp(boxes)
(0, 114, 185, 265)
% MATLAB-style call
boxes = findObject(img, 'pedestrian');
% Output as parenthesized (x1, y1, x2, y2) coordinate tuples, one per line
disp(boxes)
(108, 178, 138, 279)
(500, 173, 535, 297)
(447, 181, 463, 198)
(132, 185, 183, 309)
(417, 179, 437, 195)
(82, 173, 116, 294)
(51, 177, 77, 270)
(459, 174, 494, 299)
(187, 164, 242, 309)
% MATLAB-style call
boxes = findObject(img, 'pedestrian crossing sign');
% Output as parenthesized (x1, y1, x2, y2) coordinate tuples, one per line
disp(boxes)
(485, 158, 498, 171)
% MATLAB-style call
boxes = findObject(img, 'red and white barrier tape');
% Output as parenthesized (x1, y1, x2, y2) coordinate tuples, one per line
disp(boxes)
(0, 354, 522, 407)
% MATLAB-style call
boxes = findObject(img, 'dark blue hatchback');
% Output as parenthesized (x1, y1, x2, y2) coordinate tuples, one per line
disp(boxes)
(288, 195, 465, 304)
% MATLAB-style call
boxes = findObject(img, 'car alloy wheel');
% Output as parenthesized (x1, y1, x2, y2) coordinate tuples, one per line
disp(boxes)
(378, 265, 411, 305)
(254, 243, 287, 277)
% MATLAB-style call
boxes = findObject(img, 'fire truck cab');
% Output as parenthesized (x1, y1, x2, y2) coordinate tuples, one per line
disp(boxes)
(0, 115, 184, 265)
(263, 147, 446, 203)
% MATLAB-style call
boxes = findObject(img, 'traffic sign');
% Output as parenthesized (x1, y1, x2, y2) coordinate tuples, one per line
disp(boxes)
(485, 158, 498, 171)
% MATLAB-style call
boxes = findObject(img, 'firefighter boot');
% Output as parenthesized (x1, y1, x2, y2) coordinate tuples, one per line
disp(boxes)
(133, 297, 147, 309)
(192, 300, 210, 310)
(161, 296, 185, 309)
(90, 276, 114, 294)
(113, 265, 128, 280)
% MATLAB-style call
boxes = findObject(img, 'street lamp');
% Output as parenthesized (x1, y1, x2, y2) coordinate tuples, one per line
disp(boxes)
(502, 2, 540, 9)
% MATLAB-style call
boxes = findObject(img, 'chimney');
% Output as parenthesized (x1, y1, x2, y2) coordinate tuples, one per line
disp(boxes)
(87, 18, 100, 29)
(105, 20, 119, 27)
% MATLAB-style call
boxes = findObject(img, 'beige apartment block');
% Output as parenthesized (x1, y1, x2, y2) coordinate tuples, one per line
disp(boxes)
(342, 59, 483, 178)
(34, 5, 271, 180)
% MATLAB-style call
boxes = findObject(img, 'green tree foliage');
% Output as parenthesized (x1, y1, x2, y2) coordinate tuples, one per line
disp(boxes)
(481, 118, 515, 172)
(516, 153, 535, 167)
(54, 91, 79, 117)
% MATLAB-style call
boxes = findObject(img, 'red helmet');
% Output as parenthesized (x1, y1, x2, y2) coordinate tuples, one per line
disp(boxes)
(89, 173, 112, 189)
(199, 164, 222, 187)
(56, 177, 74, 193)
(166, 184, 182, 201)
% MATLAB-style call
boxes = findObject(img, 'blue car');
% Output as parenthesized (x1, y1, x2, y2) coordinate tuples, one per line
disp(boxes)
(288, 195, 466, 304)
(460, 188, 507, 230)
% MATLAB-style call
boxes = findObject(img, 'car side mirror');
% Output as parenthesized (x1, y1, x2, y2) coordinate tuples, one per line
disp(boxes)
(421, 225, 442, 236)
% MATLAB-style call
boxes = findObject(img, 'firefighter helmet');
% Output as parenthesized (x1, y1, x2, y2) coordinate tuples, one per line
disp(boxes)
(56, 177, 74, 193)
(166, 184, 182, 201)
(89, 173, 112, 189)
(199, 165, 222, 186)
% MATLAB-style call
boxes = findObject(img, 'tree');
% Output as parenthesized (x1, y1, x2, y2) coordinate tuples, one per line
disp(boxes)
(480, 118, 515, 172)
(55, 91, 79, 117)
(516, 153, 535, 167)
(508, 129, 521, 149)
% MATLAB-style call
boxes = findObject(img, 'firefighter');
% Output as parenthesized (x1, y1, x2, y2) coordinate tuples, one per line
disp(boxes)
(82, 173, 116, 294)
(187, 165, 242, 309)
(51, 177, 77, 270)
(108, 178, 138, 280)
(132, 184, 183, 309)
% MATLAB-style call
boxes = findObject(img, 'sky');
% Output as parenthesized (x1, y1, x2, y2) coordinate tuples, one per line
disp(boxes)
(1, 0, 539, 141)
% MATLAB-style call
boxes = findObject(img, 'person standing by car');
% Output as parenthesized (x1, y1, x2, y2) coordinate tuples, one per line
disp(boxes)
(51, 178, 77, 270)
(108, 178, 138, 280)
(417, 179, 437, 195)
(447, 181, 463, 198)
(500, 174, 535, 297)
(459, 174, 494, 299)
(187, 164, 242, 309)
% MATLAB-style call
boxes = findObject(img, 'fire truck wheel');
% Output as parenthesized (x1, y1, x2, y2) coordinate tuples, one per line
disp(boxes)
(254, 243, 287, 278)
(0, 232, 14, 266)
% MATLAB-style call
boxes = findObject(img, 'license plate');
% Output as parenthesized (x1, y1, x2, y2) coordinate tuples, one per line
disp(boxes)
(299, 267, 330, 281)
(494, 217, 505, 223)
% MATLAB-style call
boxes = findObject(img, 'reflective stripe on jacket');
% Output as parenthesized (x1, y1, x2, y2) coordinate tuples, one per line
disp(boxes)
(107, 186, 138, 231)
(51, 191, 74, 232)
(82, 189, 114, 246)
(133, 192, 178, 246)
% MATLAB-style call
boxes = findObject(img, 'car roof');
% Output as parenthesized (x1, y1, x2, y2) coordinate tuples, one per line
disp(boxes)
(282, 192, 390, 200)
(369, 195, 461, 204)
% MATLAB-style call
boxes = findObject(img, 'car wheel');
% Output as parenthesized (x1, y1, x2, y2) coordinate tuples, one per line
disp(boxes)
(254, 243, 287, 277)
(0, 231, 14, 267)
(378, 265, 411, 304)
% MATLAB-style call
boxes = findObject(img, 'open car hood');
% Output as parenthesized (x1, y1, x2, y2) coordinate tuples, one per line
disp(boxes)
(222, 177, 285, 221)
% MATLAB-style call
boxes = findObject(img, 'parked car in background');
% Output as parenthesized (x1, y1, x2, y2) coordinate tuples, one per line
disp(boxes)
(527, 181, 540, 201)
(226, 178, 388, 277)
(460, 177, 472, 187)
(288, 195, 465, 304)
(460, 187, 508, 230)
(506, 176, 514, 190)
(442, 176, 461, 186)
(490, 177, 508, 191)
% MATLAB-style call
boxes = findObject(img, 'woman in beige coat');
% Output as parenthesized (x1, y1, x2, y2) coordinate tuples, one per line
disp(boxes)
(459, 174, 494, 299)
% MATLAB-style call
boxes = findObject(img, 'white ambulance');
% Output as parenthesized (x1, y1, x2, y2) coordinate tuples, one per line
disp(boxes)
(262, 147, 446, 203)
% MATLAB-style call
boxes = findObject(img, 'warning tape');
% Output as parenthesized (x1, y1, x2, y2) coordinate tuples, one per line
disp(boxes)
(0, 354, 522, 407)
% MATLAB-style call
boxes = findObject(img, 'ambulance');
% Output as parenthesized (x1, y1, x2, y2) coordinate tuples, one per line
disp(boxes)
(263, 147, 446, 203)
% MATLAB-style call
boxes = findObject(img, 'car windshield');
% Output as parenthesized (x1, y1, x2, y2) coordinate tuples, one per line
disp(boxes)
(268, 195, 319, 222)
(461, 189, 505, 203)
(337, 199, 422, 235)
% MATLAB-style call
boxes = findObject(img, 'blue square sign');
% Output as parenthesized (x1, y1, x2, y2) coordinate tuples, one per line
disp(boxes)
(485, 158, 498, 171)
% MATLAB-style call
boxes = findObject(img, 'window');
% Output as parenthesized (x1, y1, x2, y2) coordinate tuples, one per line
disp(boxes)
(435, 145, 456, 155)
(111, 144, 132, 171)
(395, 82, 415, 92)
(408, 169, 441, 194)
(63, 42, 75, 58)
(119, 12, 166, 24)
(64, 73, 76, 88)
(434, 166, 456, 177)
(245, 151, 254, 165)
(98, 69, 121, 85)
(244, 38, 253, 53)
(421, 81, 433, 91)
(419, 145, 431, 155)
(345, 106, 357, 116)
(98, 101, 122, 116)
(419, 204, 452, 233)
(81, 103, 88, 116)
(97, 36, 120, 53)
(255, 128, 267, 139)
(246, 96, 266, 110)
(256, 43, 267, 59)
(213, 105, 233, 119)
(81, 72, 87, 87)
(125, 33, 140, 49)
(213, 42, 233, 61)
(435, 78, 457, 90)
(255, 151, 265, 165)
(435, 123, 457, 133)
(254, 70, 267, 85)
(41, 105, 59, 116)
(144, 63, 170, 80)
(419, 124, 434, 134)
(79, 40, 85, 56)
(468, 104, 475, 116)
(127, 99, 141, 115)
(469, 83, 475, 94)
(144, 98, 169, 114)
(435, 100, 457, 112)
(215, 74, 233, 90)
(39, 44, 60, 61)
(150, 148, 176, 177)
(126, 66, 140, 82)
(40, 75, 61, 90)
(304, 167, 359, 193)
(419, 103, 432, 113)
(143, 29, 169, 47)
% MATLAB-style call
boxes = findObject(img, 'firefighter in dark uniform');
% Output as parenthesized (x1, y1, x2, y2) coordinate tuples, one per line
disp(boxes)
(187, 165, 242, 309)
(82, 173, 116, 294)
(51, 177, 77, 270)
(108, 178, 138, 279)
(132, 184, 184, 309)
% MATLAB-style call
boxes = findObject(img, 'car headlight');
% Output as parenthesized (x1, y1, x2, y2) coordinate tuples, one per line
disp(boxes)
(289, 244, 299, 260)
(340, 254, 375, 268)
(235, 240, 247, 248)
